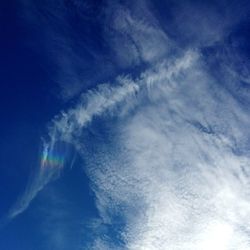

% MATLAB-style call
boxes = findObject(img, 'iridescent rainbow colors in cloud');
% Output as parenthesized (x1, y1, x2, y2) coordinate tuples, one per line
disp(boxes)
(41, 143, 65, 169)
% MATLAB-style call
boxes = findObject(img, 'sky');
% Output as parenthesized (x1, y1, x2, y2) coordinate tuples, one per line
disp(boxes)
(0, 0, 250, 249)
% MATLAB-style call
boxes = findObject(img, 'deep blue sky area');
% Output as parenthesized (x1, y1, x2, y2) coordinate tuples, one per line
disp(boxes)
(0, 1, 99, 249)
(0, 0, 60, 216)
(1, 0, 250, 249)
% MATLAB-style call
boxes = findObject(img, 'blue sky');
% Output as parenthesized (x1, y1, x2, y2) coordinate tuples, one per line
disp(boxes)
(1, 0, 250, 249)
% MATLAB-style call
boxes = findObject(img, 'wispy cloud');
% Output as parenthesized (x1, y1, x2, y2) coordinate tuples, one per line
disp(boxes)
(5, 139, 66, 221)
(8, 46, 250, 249)
(83, 51, 250, 249)
(5, 1, 250, 249)
(5, 48, 195, 225)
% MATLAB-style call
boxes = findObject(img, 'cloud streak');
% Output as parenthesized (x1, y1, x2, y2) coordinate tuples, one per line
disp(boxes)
(4, 48, 195, 225)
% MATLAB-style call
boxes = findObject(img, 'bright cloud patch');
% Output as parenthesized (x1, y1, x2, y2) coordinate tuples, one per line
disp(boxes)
(82, 52, 250, 249)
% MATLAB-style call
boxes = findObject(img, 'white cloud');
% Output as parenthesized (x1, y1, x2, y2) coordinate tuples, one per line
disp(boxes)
(80, 52, 250, 249)
(7, 46, 250, 249)
(6, 2, 250, 249)
(48, 51, 196, 143)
